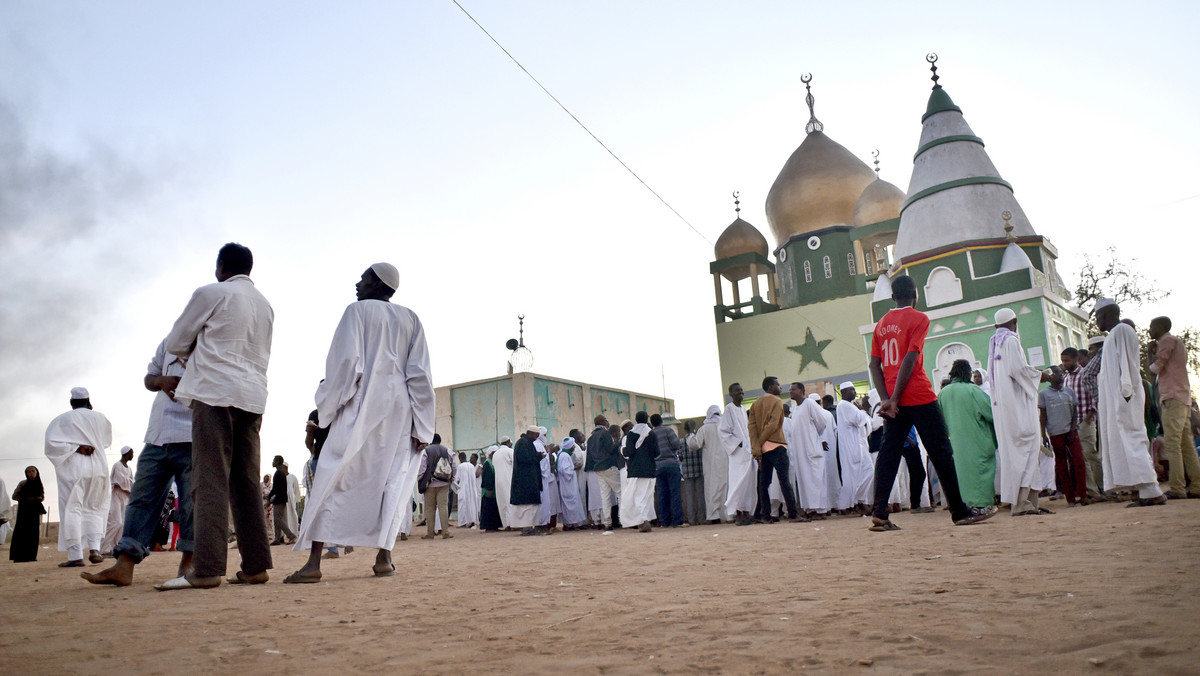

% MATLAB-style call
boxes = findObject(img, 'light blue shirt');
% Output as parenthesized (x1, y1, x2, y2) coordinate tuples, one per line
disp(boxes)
(144, 339, 192, 445)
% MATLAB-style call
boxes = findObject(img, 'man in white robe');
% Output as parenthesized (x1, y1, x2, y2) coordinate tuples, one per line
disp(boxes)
(788, 384, 829, 518)
(555, 438, 587, 527)
(688, 405, 730, 523)
(717, 384, 755, 525)
(1094, 299, 1166, 506)
(453, 453, 480, 528)
(101, 446, 135, 556)
(45, 387, 112, 566)
(284, 465, 301, 536)
(619, 412, 657, 531)
(289, 263, 435, 582)
(0, 477, 11, 546)
(988, 308, 1051, 515)
(812, 394, 840, 513)
(835, 384, 880, 513)
(492, 437, 515, 529)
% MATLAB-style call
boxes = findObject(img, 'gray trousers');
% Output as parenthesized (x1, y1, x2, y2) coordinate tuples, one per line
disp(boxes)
(273, 503, 296, 542)
(682, 476, 707, 525)
(191, 401, 272, 578)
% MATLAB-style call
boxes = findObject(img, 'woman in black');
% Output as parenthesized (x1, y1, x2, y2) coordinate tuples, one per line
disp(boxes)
(10, 466, 46, 562)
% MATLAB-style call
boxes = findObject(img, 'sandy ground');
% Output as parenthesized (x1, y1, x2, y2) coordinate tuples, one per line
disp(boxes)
(1, 499, 1198, 675)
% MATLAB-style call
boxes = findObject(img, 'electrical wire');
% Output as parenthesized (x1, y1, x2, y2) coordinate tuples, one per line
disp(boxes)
(449, 0, 712, 246)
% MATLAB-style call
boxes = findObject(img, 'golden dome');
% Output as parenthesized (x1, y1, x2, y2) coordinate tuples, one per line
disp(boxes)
(765, 131, 878, 243)
(714, 217, 769, 260)
(852, 178, 905, 226)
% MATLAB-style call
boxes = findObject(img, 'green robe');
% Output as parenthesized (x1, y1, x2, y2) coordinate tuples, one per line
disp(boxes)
(938, 381, 998, 507)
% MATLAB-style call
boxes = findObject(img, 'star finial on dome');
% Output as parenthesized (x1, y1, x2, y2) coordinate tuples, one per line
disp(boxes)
(801, 73, 823, 134)
(926, 53, 941, 90)
(872, 149, 881, 176)
(732, 191, 741, 218)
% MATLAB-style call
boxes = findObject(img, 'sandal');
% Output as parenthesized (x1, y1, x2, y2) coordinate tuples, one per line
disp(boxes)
(282, 571, 322, 584)
(227, 570, 269, 585)
(373, 563, 396, 578)
(1035, 507, 1055, 515)
(868, 519, 901, 532)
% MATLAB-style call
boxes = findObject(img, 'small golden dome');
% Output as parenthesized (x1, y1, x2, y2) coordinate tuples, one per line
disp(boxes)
(765, 131, 878, 244)
(852, 178, 905, 226)
(714, 218, 769, 261)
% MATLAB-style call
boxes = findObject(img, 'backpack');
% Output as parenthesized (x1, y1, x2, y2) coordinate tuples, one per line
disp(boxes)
(432, 454, 454, 482)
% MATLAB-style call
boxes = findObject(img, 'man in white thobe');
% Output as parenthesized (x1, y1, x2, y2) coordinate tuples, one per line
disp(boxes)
(835, 384, 880, 513)
(493, 437, 515, 529)
(284, 464, 301, 536)
(988, 308, 1051, 516)
(688, 405, 730, 523)
(787, 384, 829, 518)
(45, 387, 112, 566)
(101, 446, 135, 556)
(1094, 299, 1167, 506)
(289, 263, 435, 582)
(453, 454, 480, 528)
(717, 384, 755, 526)
(812, 394, 840, 512)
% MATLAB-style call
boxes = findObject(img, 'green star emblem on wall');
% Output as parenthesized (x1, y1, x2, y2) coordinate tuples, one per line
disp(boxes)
(788, 327, 832, 374)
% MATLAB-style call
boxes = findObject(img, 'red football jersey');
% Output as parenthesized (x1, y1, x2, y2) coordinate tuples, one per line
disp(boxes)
(871, 306, 937, 406)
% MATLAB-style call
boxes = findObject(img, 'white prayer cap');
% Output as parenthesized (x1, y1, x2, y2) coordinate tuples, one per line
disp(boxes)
(807, 393, 820, 401)
(369, 262, 400, 291)
(839, 382, 855, 391)
(499, 436, 511, 444)
(1088, 335, 1106, 347)
(1094, 297, 1117, 311)
(526, 425, 541, 435)
(994, 308, 1016, 326)
(120, 445, 133, 454)
(70, 387, 89, 399)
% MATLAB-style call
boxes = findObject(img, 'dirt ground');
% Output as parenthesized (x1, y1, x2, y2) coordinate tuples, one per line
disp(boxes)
(1, 498, 1198, 675)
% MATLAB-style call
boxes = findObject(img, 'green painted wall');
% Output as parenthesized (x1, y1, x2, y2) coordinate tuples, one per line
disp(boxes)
(534, 377, 587, 438)
(451, 379, 514, 450)
(590, 387, 631, 421)
(777, 228, 861, 309)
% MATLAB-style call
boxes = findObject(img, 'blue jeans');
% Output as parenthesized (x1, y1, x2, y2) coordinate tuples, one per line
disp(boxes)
(114, 442, 193, 563)
(654, 463, 684, 527)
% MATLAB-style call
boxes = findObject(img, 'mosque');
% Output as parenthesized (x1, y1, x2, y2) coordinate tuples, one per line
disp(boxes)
(709, 57, 1088, 400)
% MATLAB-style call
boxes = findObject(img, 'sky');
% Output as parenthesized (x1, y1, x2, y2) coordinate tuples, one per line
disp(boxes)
(2, 1, 1198, 520)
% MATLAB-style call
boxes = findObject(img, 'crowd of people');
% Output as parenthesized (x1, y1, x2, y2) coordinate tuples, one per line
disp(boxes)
(5, 243, 1197, 588)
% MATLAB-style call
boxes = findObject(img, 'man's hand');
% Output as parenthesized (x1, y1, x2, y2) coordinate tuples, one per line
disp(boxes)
(77, 445, 95, 456)
(822, 442, 829, 451)
(155, 376, 182, 401)
(412, 437, 428, 453)
(879, 399, 899, 419)
(1041, 435, 1050, 448)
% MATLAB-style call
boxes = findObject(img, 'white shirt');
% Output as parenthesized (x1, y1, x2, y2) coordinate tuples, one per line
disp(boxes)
(166, 275, 273, 414)
(144, 339, 192, 445)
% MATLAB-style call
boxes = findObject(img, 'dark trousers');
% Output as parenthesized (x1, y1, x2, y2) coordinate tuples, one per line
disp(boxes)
(900, 442, 927, 508)
(191, 401, 272, 578)
(1050, 430, 1088, 503)
(756, 448, 797, 519)
(872, 402, 968, 521)
(272, 503, 296, 542)
(681, 475, 706, 524)
(115, 442, 193, 563)
(654, 464, 684, 527)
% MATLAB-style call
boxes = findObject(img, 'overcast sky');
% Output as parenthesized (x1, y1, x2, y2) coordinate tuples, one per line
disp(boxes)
(2, 1, 1197, 519)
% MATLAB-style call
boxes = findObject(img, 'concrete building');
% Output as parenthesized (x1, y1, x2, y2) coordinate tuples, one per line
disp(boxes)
(434, 372, 674, 453)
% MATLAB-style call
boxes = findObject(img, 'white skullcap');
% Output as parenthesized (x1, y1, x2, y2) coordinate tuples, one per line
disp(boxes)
(70, 387, 89, 399)
(839, 382, 855, 391)
(499, 436, 511, 444)
(369, 262, 400, 291)
(120, 445, 133, 454)
(807, 393, 820, 401)
(994, 308, 1017, 326)
(526, 425, 541, 435)
(1088, 335, 1106, 347)
(1094, 297, 1117, 311)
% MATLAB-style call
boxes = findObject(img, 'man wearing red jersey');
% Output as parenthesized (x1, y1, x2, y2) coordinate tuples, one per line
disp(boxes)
(867, 275, 997, 531)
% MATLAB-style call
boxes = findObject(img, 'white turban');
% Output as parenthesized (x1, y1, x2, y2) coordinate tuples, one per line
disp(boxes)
(561, 437, 576, 451)
(1088, 335, 1106, 347)
(369, 262, 400, 291)
(1094, 297, 1117, 311)
(704, 405, 721, 425)
(807, 393, 820, 401)
(994, 308, 1017, 326)
(70, 387, 89, 399)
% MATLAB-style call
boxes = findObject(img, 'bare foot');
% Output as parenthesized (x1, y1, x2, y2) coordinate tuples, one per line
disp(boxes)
(81, 556, 135, 586)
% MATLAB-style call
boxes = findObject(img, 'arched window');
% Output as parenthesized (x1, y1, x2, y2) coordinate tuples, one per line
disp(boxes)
(823, 255, 832, 278)
(803, 260, 812, 283)
(847, 252, 856, 275)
